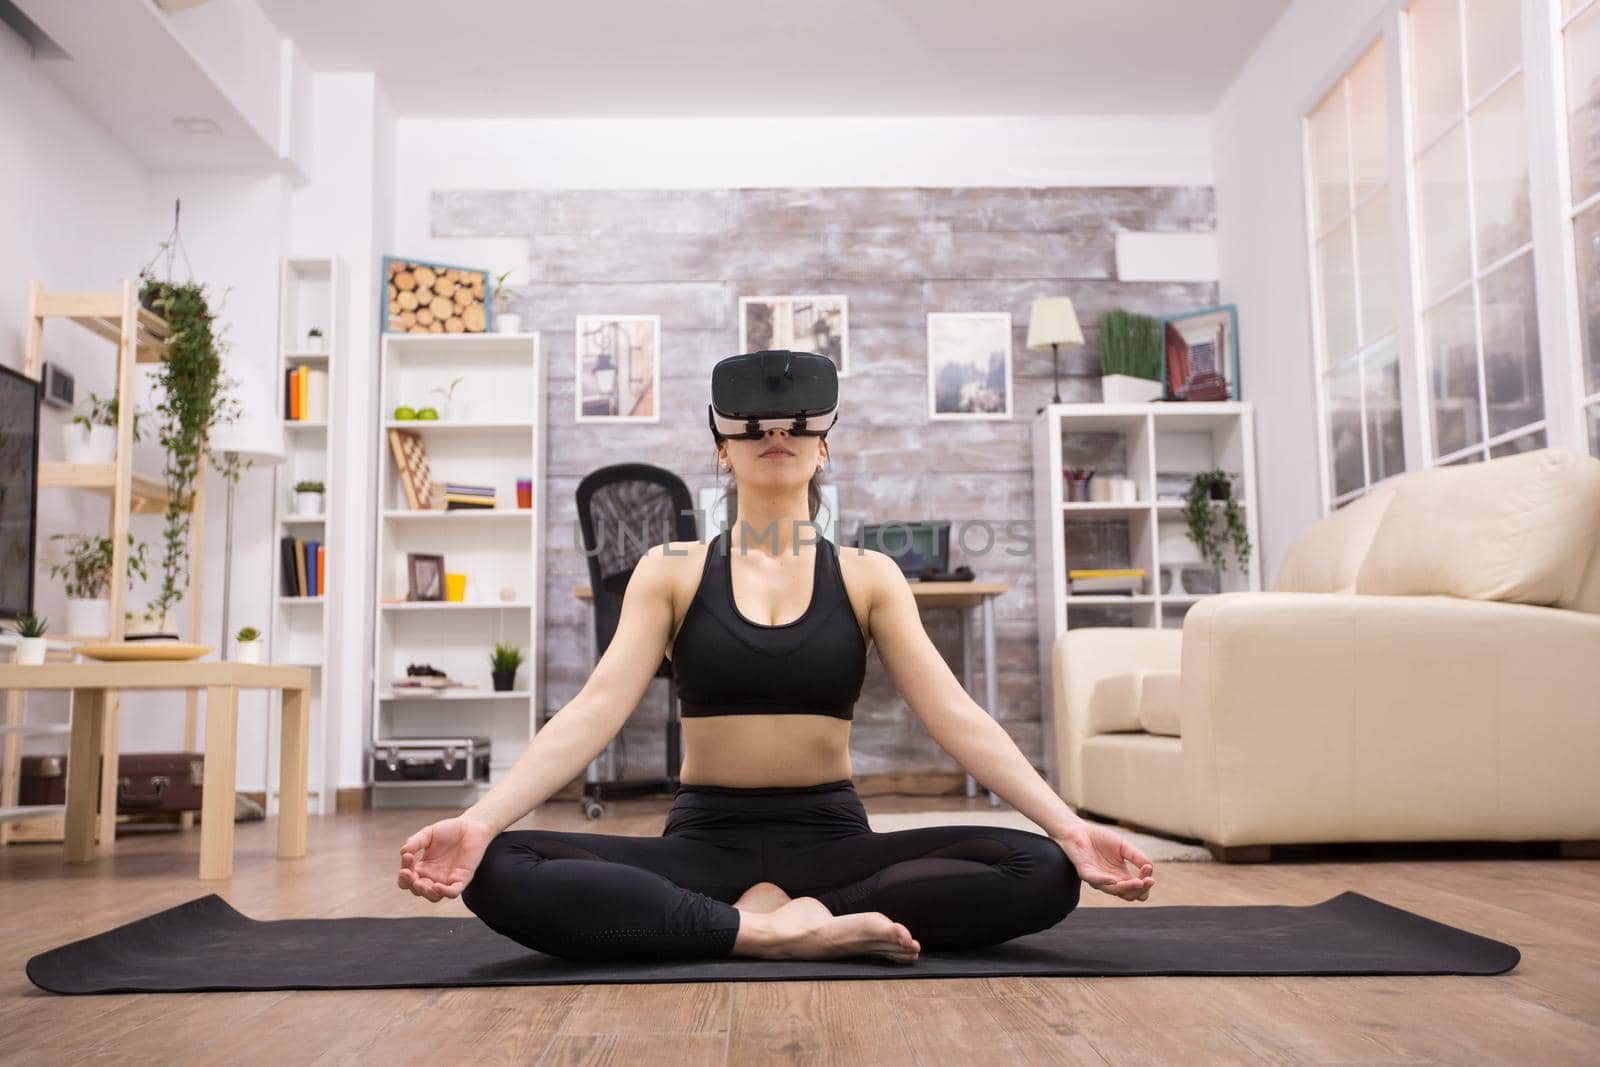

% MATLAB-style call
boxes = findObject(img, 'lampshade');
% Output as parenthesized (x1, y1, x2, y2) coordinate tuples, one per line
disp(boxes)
(1026, 297, 1085, 350)
(208, 415, 286, 465)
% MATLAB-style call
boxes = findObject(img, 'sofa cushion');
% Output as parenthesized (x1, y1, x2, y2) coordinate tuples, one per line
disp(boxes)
(1137, 669, 1182, 737)
(1274, 480, 1400, 593)
(1087, 672, 1143, 734)
(1354, 448, 1600, 609)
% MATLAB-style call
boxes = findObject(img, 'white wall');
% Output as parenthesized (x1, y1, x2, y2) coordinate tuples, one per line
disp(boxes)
(1212, 0, 1391, 583)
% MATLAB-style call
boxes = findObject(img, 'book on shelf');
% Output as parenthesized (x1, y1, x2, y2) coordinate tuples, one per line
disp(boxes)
(280, 535, 328, 596)
(1068, 568, 1145, 595)
(443, 481, 496, 510)
(283, 365, 329, 421)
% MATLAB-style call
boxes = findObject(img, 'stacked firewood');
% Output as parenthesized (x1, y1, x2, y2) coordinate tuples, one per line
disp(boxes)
(386, 262, 488, 334)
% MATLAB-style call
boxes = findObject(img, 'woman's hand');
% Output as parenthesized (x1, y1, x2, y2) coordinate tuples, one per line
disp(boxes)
(397, 815, 496, 902)
(1054, 823, 1155, 902)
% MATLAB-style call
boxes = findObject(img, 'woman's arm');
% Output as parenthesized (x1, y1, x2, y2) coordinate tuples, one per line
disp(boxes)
(459, 544, 680, 835)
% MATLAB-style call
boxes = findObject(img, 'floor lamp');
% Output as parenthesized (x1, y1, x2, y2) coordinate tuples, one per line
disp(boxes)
(205, 419, 286, 660)
(1027, 297, 1085, 413)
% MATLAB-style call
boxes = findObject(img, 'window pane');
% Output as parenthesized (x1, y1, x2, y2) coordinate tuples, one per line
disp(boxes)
(1470, 73, 1531, 266)
(1308, 83, 1349, 234)
(1489, 428, 1547, 458)
(1319, 223, 1359, 360)
(1364, 338, 1406, 482)
(1577, 203, 1600, 397)
(1480, 252, 1543, 438)
(1443, 450, 1484, 464)
(1356, 189, 1395, 341)
(1417, 124, 1473, 300)
(1349, 40, 1389, 201)
(1424, 286, 1483, 456)
(1567, 3, 1600, 207)
(1327, 354, 1366, 496)
(1410, 0, 1464, 146)
(1464, 0, 1521, 103)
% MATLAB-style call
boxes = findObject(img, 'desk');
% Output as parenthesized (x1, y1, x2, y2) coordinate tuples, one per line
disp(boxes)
(0, 661, 312, 880)
(574, 580, 1009, 804)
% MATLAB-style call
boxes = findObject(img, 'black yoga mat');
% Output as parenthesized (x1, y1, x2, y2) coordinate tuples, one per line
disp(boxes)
(27, 891, 1518, 995)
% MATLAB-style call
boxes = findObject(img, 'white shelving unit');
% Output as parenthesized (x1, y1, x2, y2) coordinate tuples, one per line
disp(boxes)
(370, 333, 546, 806)
(1031, 402, 1261, 647)
(267, 256, 340, 816)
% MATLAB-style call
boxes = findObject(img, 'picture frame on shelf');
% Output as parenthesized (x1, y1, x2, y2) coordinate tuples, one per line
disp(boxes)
(1159, 305, 1240, 401)
(382, 256, 491, 335)
(927, 311, 1013, 419)
(738, 294, 849, 375)
(575, 314, 659, 422)
(407, 553, 446, 601)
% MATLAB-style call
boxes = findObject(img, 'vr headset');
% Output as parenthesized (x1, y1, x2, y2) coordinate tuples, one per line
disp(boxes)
(707, 349, 839, 441)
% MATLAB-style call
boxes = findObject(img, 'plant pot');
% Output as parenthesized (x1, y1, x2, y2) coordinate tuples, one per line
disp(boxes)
(1209, 482, 1232, 501)
(1100, 373, 1163, 404)
(14, 637, 47, 665)
(494, 312, 522, 335)
(304, 334, 325, 353)
(293, 491, 324, 516)
(236, 640, 263, 664)
(491, 669, 517, 692)
(66, 597, 111, 639)
(63, 422, 116, 464)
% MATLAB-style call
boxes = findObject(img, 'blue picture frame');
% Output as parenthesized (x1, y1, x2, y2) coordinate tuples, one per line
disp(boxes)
(381, 255, 495, 335)
(1158, 304, 1241, 401)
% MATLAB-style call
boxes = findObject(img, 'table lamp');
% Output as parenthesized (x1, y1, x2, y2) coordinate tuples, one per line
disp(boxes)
(1026, 297, 1085, 412)
(207, 416, 286, 659)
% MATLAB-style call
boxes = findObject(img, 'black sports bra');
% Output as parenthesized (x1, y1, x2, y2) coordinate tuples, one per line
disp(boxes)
(669, 531, 868, 719)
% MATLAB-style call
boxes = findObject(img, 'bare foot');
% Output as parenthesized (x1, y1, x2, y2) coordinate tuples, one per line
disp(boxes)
(733, 881, 793, 915)
(733, 895, 920, 963)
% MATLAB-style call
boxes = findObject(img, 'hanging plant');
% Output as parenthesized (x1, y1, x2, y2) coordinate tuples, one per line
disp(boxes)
(1182, 470, 1252, 574)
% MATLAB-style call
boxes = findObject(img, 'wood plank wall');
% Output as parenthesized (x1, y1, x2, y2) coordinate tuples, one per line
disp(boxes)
(431, 187, 1219, 779)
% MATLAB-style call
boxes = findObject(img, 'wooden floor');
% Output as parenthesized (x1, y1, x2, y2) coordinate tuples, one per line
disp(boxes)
(2, 794, 1597, 1065)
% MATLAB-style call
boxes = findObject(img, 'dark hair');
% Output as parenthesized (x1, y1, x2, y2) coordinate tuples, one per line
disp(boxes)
(722, 466, 825, 527)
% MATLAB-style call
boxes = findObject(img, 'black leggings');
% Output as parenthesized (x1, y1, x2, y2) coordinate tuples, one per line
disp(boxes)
(461, 778, 1081, 962)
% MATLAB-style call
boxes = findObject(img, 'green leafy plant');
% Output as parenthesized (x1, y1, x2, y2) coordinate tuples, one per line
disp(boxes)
(1183, 470, 1252, 573)
(48, 533, 149, 600)
(1098, 309, 1162, 380)
(71, 392, 145, 443)
(138, 255, 243, 627)
(307, 327, 323, 338)
(294, 480, 325, 493)
(489, 642, 524, 672)
(431, 376, 464, 407)
(491, 269, 513, 313)
(235, 625, 260, 642)
(11, 613, 48, 638)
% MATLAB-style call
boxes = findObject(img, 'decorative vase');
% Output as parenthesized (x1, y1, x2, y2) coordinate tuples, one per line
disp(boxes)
(236, 640, 263, 664)
(66, 597, 110, 639)
(494, 312, 522, 335)
(63, 422, 116, 464)
(491, 669, 516, 692)
(15, 637, 47, 665)
(293, 491, 323, 516)
(1100, 374, 1163, 404)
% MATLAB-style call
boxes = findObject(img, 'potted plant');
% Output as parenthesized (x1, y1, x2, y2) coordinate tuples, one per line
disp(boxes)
(48, 532, 149, 637)
(305, 326, 325, 353)
(1098, 309, 1163, 404)
(9, 614, 48, 665)
(293, 480, 325, 516)
(431, 376, 465, 421)
(489, 642, 524, 692)
(491, 270, 519, 334)
(235, 625, 263, 664)
(1182, 470, 1252, 574)
(63, 393, 144, 464)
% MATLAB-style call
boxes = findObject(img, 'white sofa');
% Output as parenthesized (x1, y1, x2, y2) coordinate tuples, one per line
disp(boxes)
(1048, 447, 1600, 860)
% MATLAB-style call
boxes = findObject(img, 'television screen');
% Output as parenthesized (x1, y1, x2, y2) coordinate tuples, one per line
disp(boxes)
(0, 363, 40, 619)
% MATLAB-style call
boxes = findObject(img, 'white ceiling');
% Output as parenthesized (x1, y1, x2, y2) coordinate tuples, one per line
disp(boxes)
(258, 0, 1291, 119)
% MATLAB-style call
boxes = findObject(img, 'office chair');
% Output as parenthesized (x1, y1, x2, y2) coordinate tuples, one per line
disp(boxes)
(574, 463, 698, 819)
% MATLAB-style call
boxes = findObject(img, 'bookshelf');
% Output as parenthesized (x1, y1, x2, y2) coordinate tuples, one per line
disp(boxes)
(370, 333, 546, 806)
(267, 256, 340, 816)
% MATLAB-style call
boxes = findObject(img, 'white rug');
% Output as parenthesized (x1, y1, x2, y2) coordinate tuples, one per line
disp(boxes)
(866, 809, 1214, 863)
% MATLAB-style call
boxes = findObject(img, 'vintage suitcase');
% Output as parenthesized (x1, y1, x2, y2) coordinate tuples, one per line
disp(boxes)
(19, 752, 205, 813)
(371, 737, 492, 786)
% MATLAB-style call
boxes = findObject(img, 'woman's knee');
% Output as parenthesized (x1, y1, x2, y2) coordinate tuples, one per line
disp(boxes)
(461, 832, 540, 919)
(1006, 831, 1081, 928)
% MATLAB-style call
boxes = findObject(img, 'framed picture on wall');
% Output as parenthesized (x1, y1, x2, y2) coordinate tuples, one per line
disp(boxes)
(382, 256, 491, 335)
(926, 311, 1013, 419)
(739, 294, 849, 375)
(576, 315, 660, 422)
(1159, 305, 1240, 401)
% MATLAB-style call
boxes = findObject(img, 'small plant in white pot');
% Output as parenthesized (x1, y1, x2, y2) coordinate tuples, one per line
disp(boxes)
(1097, 309, 1164, 404)
(48, 532, 149, 638)
(305, 326, 325, 353)
(63, 392, 143, 464)
(491, 270, 520, 334)
(235, 625, 264, 664)
(292, 480, 325, 516)
(9, 613, 49, 665)
(431, 377, 465, 421)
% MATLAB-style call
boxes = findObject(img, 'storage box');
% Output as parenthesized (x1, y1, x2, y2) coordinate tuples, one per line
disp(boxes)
(370, 737, 491, 787)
